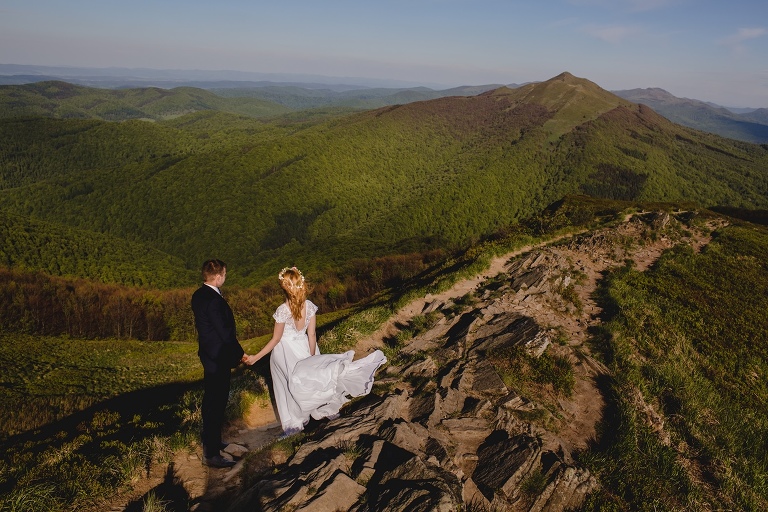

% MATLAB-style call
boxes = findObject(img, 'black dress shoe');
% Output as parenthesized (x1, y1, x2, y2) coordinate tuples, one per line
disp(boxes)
(203, 454, 236, 468)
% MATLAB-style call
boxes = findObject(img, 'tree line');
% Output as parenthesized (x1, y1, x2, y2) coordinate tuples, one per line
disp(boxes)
(0, 249, 444, 341)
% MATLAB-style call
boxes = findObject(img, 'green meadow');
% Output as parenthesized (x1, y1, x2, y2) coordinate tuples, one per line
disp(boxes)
(581, 219, 768, 511)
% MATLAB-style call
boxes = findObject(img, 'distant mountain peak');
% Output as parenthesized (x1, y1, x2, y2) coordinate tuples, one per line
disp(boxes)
(542, 72, 607, 91)
(499, 72, 632, 139)
(613, 87, 682, 104)
(613, 87, 768, 143)
(551, 71, 577, 81)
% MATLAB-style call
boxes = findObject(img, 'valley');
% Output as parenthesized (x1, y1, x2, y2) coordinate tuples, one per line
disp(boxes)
(1, 70, 768, 511)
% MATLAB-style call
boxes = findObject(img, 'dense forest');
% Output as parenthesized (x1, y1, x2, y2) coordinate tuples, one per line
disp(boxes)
(0, 73, 767, 342)
(2, 74, 767, 292)
(1, 68, 768, 509)
(1, 212, 193, 288)
(0, 247, 447, 341)
(0, 81, 290, 120)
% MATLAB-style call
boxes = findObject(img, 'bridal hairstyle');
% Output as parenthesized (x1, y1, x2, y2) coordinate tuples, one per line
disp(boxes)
(202, 259, 226, 281)
(278, 267, 307, 320)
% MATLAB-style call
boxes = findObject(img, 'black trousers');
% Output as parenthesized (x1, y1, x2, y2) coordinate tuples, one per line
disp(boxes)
(201, 369, 231, 458)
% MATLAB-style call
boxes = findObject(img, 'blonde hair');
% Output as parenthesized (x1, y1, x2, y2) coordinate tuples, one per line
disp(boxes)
(278, 267, 307, 320)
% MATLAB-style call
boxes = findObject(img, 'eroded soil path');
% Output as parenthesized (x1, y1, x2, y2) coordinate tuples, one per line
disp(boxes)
(108, 213, 722, 511)
(355, 232, 580, 356)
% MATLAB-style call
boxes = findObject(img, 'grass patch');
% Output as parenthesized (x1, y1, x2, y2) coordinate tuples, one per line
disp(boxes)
(316, 305, 393, 354)
(490, 345, 575, 398)
(520, 469, 548, 498)
(581, 222, 768, 510)
(140, 491, 172, 512)
(0, 334, 200, 437)
(0, 334, 205, 511)
(0, 483, 62, 512)
(226, 371, 271, 422)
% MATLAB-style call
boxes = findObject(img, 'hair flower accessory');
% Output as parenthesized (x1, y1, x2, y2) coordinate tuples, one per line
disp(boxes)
(278, 266, 305, 289)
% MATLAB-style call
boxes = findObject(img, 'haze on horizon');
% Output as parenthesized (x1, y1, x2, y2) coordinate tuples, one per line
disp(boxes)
(1, 0, 766, 108)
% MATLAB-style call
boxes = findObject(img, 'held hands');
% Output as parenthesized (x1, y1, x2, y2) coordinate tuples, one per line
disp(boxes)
(241, 354, 259, 365)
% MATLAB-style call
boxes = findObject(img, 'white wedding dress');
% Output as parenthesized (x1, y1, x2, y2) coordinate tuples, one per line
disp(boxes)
(270, 300, 387, 433)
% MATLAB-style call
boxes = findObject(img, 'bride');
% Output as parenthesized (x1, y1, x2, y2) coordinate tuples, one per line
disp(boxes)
(246, 267, 387, 436)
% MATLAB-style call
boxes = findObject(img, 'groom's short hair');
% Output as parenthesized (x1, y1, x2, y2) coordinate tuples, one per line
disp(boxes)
(201, 259, 226, 281)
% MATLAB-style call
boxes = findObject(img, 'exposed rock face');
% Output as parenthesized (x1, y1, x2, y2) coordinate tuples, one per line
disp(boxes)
(228, 235, 616, 511)
(105, 211, 717, 512)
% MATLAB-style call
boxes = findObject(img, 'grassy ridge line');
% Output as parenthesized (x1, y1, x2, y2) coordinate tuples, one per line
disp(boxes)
(581, 220, 768, 510)
(307, 203, 618, 355)
(0, 81, 291, 121)
(3, 75, 768, 286)
(1, 200, 764, 511)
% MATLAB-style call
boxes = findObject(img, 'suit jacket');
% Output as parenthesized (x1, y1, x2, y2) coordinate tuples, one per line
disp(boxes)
(191, 284, 245, 374)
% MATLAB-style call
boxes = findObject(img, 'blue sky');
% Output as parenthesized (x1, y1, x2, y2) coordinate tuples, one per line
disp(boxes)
(1, 0, 766, 107)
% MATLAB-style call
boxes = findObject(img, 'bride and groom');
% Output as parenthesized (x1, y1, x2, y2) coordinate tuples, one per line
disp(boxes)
(244, 266, 387, 436)
(192, 261, 386, 468)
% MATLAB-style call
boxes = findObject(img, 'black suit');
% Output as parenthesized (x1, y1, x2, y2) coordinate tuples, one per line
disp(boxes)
(191, 284, 245, 457)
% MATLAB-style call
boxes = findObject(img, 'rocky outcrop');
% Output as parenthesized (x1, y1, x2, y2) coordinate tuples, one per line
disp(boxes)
(110, 212, 716, 512)
(228, 238, 611, 512)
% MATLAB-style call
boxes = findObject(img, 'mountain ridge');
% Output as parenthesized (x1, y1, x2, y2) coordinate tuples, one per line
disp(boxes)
(2, 63, 762, 109)
(614, 87, 768, 143)
(1, 73, 767, 286)
(3, 68, 765, 142)
(0, 80, 291, 120)
(78, 203, 768, 512)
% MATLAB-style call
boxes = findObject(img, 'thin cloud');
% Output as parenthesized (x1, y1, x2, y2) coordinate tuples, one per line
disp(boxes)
(719, 27, 767, 46)
(567, 0, 681, 12)
(582, 24, 643, 44)
(718, 27, 767, 54)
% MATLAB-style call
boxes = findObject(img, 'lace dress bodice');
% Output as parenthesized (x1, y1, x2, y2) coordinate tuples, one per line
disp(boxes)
(273, 301, 318, 334)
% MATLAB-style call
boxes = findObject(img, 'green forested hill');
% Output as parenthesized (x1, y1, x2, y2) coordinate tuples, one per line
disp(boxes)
(614, 88, 768, 144)
(0, 81, 290, 120)
(1, 72, 767, 286)
(212, 84, 502, 110)
(1, 212, 193, 287)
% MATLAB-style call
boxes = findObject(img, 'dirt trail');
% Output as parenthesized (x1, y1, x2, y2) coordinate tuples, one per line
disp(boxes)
(111, 215, 722, 510)
(356, 233, 579, 356)
(108, 231, 602, 511)
(108, 238, 567, 511)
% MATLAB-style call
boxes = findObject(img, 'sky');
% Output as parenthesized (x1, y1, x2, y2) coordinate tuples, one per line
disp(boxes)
(1, 0, 766, 107)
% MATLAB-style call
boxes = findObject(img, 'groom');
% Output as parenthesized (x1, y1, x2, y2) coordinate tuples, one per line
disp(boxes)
(191, 259, 250, 468)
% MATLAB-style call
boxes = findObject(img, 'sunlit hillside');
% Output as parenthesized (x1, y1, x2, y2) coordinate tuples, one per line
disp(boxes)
(2, 73, 766, 289)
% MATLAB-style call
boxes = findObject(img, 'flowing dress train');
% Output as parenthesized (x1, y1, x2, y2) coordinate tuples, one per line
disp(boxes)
(270, 300, 386, 432)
